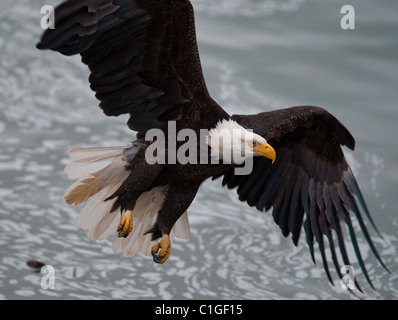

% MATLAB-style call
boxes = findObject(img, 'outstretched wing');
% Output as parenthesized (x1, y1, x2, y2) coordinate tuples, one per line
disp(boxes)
(215, 106, 389, 290)
(37, 0, 217, 136)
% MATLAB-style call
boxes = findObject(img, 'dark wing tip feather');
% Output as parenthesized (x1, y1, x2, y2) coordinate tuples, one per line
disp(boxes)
(342, 172, 391, 274)
(304, 217, 316, 264)
(344, 168, 383, 238)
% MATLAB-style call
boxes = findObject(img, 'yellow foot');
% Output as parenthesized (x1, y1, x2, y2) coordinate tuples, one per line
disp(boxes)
(151, 234, 171, 264)
(117, 210, 133, 238)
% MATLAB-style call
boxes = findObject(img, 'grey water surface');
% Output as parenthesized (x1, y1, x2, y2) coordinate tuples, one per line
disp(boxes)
(0, 0, 397, 300)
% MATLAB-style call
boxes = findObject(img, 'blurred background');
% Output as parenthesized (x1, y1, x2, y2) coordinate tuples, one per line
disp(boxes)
(0, 0, 397, 299)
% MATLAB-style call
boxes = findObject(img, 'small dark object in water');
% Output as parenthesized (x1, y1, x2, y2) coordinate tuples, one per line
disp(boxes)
(26, 260, 45, 271)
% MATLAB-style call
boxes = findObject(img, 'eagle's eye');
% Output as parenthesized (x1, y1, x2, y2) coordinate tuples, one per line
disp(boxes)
(250, 141, 257, 147)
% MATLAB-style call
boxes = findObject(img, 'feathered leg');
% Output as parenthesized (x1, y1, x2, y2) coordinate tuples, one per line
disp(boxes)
(148, 182, 201, 264)
(106, 159, 163, 238)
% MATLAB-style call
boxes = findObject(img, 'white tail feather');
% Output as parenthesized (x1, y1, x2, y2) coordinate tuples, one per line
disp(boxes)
(65, 146, 129, 180)
(64, 145, 190, 258)
(68, 146, 128, 162)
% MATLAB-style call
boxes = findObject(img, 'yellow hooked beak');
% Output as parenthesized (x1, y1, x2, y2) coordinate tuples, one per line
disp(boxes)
(253, 142, 276, 164)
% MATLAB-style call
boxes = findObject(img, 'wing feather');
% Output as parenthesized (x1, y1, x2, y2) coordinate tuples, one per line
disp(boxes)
(37, 0, 223, 136)
(214, 105, 387, 289)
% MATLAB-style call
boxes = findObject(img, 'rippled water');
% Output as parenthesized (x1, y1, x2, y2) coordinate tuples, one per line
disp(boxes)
(0, 0, 397, 300)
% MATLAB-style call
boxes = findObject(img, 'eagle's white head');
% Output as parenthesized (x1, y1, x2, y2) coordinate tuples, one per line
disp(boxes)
(205, 119, 276, 165)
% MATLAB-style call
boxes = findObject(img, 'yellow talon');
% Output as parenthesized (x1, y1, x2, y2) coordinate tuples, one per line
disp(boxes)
(151, 234, 171, 264)
(118, 210, 133, 238)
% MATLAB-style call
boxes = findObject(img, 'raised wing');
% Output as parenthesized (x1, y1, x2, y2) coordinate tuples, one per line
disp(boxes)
(37, 0, 212, 136)
(216, 106, 389, 290)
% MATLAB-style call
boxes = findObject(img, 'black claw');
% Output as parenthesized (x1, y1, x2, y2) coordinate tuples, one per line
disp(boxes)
(151, 250, 162, 263)
(118, 231, 128, 238)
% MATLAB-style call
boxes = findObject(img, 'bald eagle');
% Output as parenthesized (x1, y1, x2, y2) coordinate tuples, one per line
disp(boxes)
(37, 0, 388, 290)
